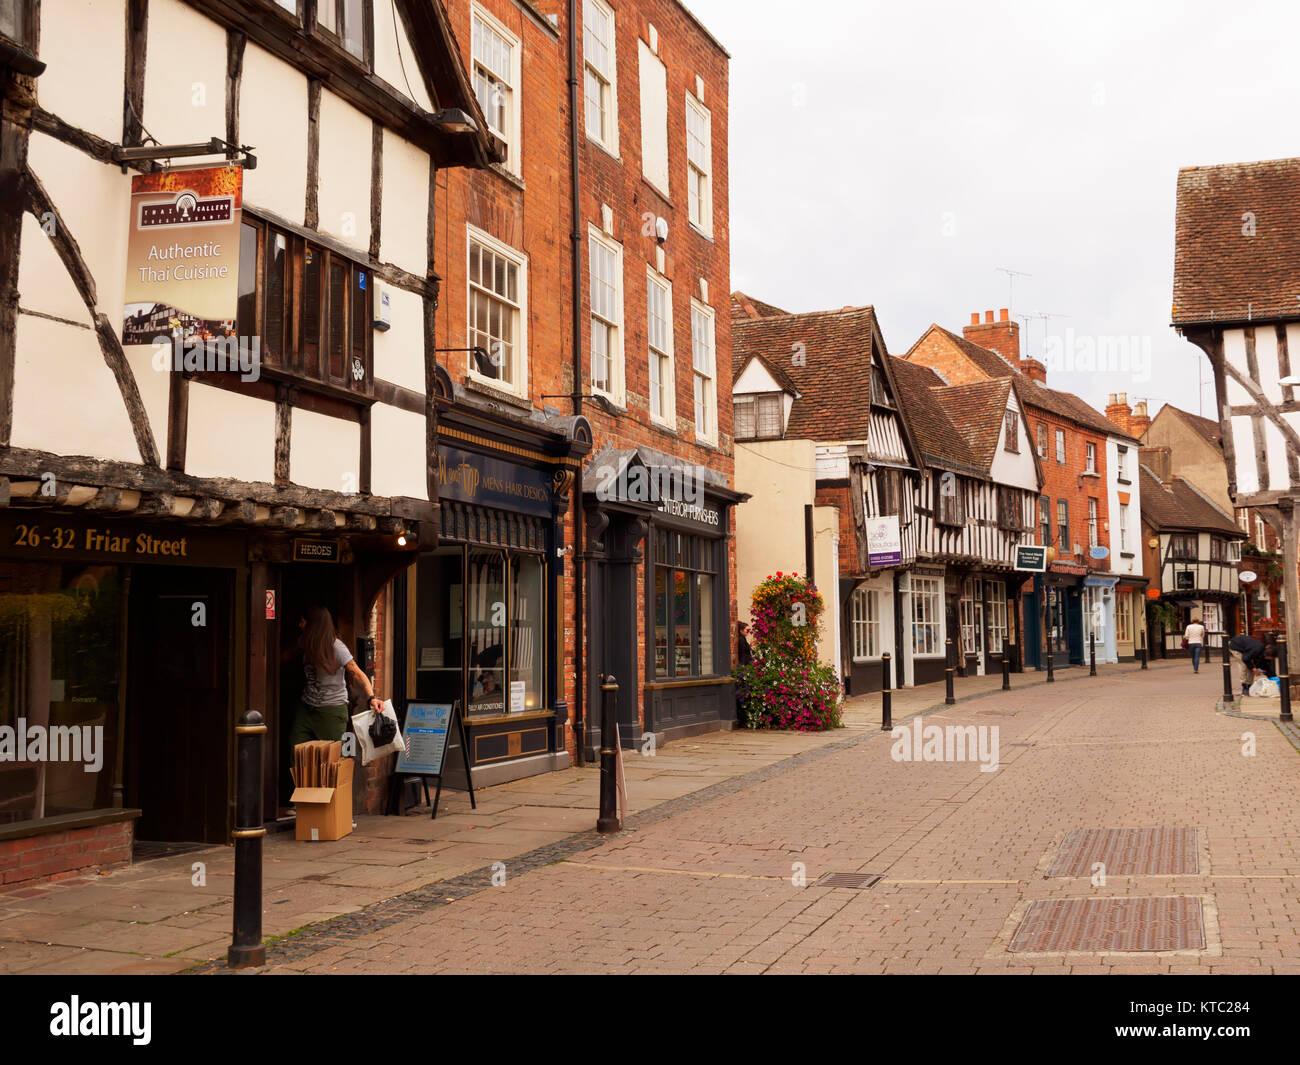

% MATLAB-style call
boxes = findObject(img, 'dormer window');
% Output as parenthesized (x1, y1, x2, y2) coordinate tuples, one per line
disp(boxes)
(870, 370, 892, 407)
(735, 392, 782, 441)
(1004, 410, 1019, 453)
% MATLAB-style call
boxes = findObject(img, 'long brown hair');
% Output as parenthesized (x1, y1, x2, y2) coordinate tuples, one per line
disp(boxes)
(300, 605, 338, 674)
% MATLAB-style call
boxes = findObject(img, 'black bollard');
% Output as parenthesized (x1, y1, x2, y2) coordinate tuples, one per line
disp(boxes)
(1140, 631, 1148, 670)
(1002, 653, 1011, 691)
(944, 638, 956, 705)
(1222, 635, 1234, 702)
(597, 676, 621, 833)
(881, 652, 893, 731)
(1089, 633, 1096, 677)
(1046, 642, 1055, 683)
(228, 709, 267, 969)
(1279, 637, 1293, 724)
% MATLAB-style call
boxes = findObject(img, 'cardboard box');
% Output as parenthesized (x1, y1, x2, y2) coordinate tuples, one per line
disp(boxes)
(291, 756, 354, 842)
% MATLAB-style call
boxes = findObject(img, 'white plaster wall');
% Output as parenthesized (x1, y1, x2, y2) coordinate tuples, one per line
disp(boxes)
(1230, 415, 1258, 495)
(369, 404, 427, 499)
(815, 505, 840, 671)
(990, 394, 1040, 491)
(317, 90, 371, 253)
(734, 438, 816, 621)
(372, 285, 425, 393)
(1222, 328, 1251, 406)
(734, 360, 780, 393)
(1106, 435, 1142, 577)
(36, 0, 124, 142)
(10, 315, 140, 462)
(373, 0, 434, 111)
(289, 409, 359, 492)
(17, 214, 91, 326)
(124, 345, 172, 455)
(142, 0, 226, 147)
(379, 129, 430, 276)
(25, 133, 131, 324)
(241, 43, 309, 225)
(186, 383, 275, 483)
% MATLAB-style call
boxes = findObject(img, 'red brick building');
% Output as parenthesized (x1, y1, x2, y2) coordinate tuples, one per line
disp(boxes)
(903, 310, 1138, 669)
(376, 0, 738, 793)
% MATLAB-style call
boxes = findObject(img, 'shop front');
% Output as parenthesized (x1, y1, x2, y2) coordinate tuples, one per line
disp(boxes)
(1113, 577, 1148, 661)
(1082, 576, 1119, 665)
(904, 564, 948, 687)
(1025, 561, 1086, 670)
(401, 413, 586, 789)
(955, 571, 1019, 677)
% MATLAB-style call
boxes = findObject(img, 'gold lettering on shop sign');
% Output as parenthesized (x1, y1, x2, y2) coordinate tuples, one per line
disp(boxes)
(9, 523, 188, 558)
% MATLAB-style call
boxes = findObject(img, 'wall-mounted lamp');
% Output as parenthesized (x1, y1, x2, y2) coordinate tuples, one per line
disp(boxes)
(432, 108, 479, 134)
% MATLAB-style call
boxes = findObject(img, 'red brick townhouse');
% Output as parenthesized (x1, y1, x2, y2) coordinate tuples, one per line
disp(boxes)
(393, 0, 738, 789)
(903, 310, 1143, 671)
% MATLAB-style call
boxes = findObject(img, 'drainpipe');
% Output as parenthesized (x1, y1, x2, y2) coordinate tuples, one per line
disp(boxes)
(567, 0, 586, 765)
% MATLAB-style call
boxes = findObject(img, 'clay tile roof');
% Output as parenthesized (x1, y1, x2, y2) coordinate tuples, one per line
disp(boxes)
(1139, 465, 1242, 535)
(1013, 376, 1137, 441)
(730, 291, 791, 321)
(1173, 157, 1300, 326)
(887, 357, 982, 475)
(931, 379, 1014, 470)
(732, 306, 878, 439)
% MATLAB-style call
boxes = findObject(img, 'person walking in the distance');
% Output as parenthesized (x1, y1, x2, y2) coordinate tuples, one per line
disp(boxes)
(1183, 616, 1206, 674)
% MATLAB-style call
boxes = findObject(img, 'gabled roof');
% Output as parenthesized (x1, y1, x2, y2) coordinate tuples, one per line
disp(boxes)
(887, 357, 983, 476)
(1139, 465, 1242, 535)
(731, 305, 880, 440)
(1154, 403, 1223, 448)
(932, 380, 1016, 470)
(732, 351, 799, 395)
(730, 291, 791, 321)
(906, 325, 1020, 379)
(1172, 157, 1300, 326)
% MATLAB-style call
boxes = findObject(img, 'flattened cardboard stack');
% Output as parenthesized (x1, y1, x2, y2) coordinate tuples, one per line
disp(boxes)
(290, 740, 353, 841)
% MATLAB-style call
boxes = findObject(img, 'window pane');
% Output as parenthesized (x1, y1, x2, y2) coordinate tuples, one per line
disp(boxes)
(734, 396, 755, 439)
(413, 547, 465, 706)
(236, 223, 258, 340)
(302, 245, 321, 375)
(317, 0, 336, 31)
(673, 570, 691, 676)
(328, 260, 346, 379)
(654, 569, 668, 678)
(467, 549, 507, 716)
(511, 555, 543, 711)
(263, 231, 286, 362)
(342, 0, 364, 56)
(696, 573, 713, 675)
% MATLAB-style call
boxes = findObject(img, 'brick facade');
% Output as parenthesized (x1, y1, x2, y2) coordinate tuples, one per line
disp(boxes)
(0, 820, 135, 888)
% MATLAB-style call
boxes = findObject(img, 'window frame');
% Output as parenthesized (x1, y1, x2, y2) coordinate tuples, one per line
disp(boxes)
(987, 581, 1007, 655)
(236, 213, 373, 398)
(470, 3, 523, 176)
(651, 529, 720, 679)
(311, 0, 370, 65)
(1057, 499, 1070, 553)
(1055, 428, 1066, 464)
(1170, 533, 1197, 560)
(465, 225, 529, 397)
(1036, 423, 1046, 458)
(1119, 502, 1130, 553)
(1085, 441, 1097, 474)
(646, 267, 675, 427)
(1116, 445, 1130, 484)
(691, 297, 717, 444)
(910, 576, 943, 658)
(685, 93, 713, 237)
(1039, 495, 1051, 546)
(936, 471, 966, 527)
(1087, 497, 1099, 548)
(1003, 409, 1019, 453)
(582, 0, 619, 155)
(851, 586, 881, 662)
(588, 225, 625, 405)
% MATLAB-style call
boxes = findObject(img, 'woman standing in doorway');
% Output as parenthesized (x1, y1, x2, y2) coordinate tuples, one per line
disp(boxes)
(289, 605, 382, 746)
(1183, 615, 1207, 674)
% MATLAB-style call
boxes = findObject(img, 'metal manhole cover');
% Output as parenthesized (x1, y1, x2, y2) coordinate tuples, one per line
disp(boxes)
(1048, 827, 1198, 877)
(1010, 897, 1205, 953)
(813, 872, 883, 889)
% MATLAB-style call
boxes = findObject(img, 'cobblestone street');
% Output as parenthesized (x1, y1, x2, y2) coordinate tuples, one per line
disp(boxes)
(223, 661, 1298, 975)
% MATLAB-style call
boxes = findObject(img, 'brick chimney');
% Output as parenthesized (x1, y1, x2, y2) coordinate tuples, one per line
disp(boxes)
(1129, 400, 1151, 439)
(1019, 357, 1047, 383)
(963, 308, 1020, 365)
(1105, 392, 1133, 433)
(1140, 446, 1172, 483)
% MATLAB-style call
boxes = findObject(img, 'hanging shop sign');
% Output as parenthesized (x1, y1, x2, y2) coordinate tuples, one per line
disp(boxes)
(1089, 545, 1110, 560)
(437, 447, 552, 518)
(1014, 544, 1048, 572)
(1240, 570, 1258, 584)
(122, 165, 244, 350)
(1175, 571, 1195, 590)
(866, 515, 902, 567)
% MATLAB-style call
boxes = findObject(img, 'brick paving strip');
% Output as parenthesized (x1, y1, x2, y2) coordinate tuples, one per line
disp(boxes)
(185, 662, 1154, 974)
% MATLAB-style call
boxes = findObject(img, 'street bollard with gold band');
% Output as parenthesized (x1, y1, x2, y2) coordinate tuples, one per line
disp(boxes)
(228, 709, 266, 968)
(1279, 637, 1293, 724)
(597, 676, 621, 834)
(945, 639, 955, 706)
(881, 652, 892, 731)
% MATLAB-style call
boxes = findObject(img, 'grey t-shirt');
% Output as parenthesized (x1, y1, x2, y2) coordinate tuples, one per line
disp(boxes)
(302, 638, 353, 707)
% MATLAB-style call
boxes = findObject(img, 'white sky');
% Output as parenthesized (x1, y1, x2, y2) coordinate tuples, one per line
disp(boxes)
(688, 0, 1300, 419)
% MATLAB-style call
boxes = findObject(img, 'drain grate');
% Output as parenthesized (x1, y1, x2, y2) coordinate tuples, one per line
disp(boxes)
(1048, 827, 1198, 877)
(1010, 896, 1205, 953)
(813, 872, 883, 889)
(978, 710, 1018, 717)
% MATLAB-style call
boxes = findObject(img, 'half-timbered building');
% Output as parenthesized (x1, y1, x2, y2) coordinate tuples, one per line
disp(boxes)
(0, 0, 504, 875)
(730, 297, 923, 696)
(1172, 156, 1300, 670)
(888, 359, 1042, 684)
(1139, 461, 1244, 655)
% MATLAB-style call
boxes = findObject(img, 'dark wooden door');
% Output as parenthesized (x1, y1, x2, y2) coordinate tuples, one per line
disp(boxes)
(126, 566, 231, 843)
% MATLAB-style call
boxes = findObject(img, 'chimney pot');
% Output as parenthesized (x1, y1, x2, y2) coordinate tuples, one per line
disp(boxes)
(1118, 392, 1127, 404)
(970, 313, 979, 325)
(984, 310, 994, 324)
(999, 308, 1009, 322)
